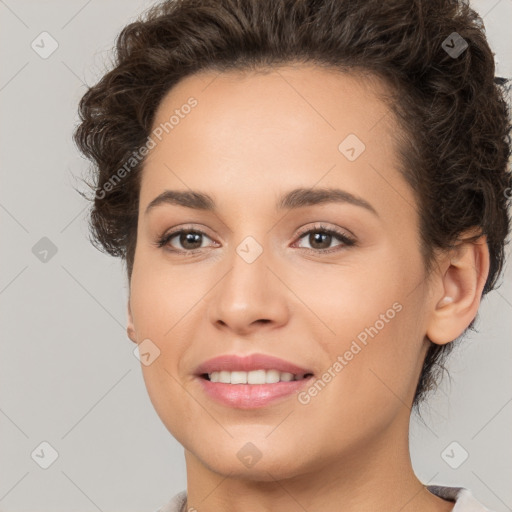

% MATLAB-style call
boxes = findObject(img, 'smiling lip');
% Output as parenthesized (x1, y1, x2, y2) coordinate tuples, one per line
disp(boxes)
(194, 353, 314, 409)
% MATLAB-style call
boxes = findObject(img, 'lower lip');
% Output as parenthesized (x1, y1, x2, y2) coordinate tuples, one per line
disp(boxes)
(196, 376, 313, 409)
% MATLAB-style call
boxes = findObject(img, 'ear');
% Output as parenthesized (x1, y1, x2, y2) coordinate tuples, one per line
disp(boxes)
(426, 233, 490, 345)
(127, 299, 138, 344)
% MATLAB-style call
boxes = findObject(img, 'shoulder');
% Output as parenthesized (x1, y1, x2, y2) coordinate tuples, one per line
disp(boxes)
(427, 485, 495, 512)
(152, 490, 187, 512)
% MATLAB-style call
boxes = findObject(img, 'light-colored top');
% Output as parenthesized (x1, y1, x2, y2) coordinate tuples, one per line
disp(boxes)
(154, 485, 495, 512)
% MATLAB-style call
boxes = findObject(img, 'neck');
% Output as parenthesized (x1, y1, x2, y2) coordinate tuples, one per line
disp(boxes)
(182, 408, 452, 512)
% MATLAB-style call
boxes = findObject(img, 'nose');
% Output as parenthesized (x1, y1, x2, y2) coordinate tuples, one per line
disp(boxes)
(207, 240, 290, 336)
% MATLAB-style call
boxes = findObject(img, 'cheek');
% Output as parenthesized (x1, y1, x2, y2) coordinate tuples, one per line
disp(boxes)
(295, 253, 425, 412)
(129, 263, 182, 402)
(291, 302, 423, 453)
(129, 251, 210, 339)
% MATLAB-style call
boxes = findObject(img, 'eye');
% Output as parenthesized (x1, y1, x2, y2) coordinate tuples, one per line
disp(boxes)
(293, 223, 356, 254)
(156, 227, 216, 253)
(156, 223, 356, 255)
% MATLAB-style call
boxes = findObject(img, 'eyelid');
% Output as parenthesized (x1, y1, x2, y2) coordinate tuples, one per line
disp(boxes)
(294, 222, 355, 241)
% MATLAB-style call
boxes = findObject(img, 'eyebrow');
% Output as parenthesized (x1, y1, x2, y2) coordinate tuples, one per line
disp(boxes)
(145, 187, 378, 216)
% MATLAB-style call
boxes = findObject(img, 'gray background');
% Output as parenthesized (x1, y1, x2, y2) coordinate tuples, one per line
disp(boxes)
(0, 1, 511, 511)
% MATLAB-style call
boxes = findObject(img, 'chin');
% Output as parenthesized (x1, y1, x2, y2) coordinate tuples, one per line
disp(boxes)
(204, 455, 306, 482)
(187, 438, 312, 481)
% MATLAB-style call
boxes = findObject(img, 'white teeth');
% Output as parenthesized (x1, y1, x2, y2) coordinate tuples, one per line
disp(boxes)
(230, 371, 247, 384)
(247, 369, 266, 384)
(207, 369, 305, 384)
(266, 369, 280, 383)
(219, 371, 230, 383)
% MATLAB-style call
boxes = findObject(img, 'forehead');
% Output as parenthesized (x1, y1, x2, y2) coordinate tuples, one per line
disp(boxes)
(140, 64, 415, 224)
(150, 64, 395, 149)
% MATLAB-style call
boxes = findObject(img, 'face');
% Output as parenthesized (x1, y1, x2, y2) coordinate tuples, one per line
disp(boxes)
(127, 65, 437, 480)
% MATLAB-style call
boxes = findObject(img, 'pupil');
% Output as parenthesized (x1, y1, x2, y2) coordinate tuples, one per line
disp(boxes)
(181, 231, 201, 249)
(310, 232, 330, 249)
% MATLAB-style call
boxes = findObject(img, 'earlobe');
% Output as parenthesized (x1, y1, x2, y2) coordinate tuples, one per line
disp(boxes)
(127, 299, 138, 344)
(426, 234, 489, 345)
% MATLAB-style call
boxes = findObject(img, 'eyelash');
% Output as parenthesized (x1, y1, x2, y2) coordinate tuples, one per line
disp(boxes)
(156, 223, 356, 256)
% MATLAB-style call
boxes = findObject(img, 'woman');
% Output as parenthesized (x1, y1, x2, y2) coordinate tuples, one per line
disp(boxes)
(74, 0, 511, 510)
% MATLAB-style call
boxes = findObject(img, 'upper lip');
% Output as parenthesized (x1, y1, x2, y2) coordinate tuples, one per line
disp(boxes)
(194, 353, 314, 376)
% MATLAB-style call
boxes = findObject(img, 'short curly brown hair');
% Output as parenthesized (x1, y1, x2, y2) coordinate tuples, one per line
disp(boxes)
(74, 0, 511, 410)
